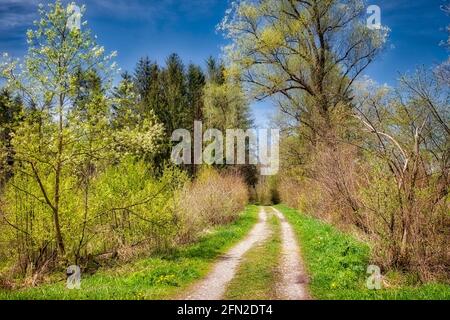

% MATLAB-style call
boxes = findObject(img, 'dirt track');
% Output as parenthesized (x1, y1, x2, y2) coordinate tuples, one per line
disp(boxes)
(184, 207, 270, 300)
(183, 206, 310, 300)
(272, 207, 310, 300)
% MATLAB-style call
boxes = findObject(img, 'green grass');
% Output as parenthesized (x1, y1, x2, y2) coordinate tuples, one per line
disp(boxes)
(224, 209, 281, 300)
(0, 205, 259, 300)
(275, 204, 450, 300)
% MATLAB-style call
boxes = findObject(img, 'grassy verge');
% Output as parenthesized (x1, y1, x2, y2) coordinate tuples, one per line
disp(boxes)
(224, 209, 281, 300)
(0, 205, 259, 300)
(275, 204, 450, 300)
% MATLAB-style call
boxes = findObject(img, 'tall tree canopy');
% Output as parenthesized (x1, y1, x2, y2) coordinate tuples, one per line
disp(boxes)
(220, 0, 388, 135)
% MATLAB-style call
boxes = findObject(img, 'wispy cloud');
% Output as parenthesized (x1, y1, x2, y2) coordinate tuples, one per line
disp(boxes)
(88, 0, 221, 21)
(0, 0, 39, 30)
(0, 0, 222, 53)
(0, 0, 219, 30)
(0, 0, 40, 53)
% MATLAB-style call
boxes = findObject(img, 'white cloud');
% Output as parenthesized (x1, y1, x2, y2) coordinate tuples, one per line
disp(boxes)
(87, 0, 220, 20)
(0, 0, 39, 30)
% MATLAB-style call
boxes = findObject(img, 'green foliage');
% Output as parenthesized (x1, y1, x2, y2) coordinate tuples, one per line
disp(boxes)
(259, 1, 449, 282)
(0, 1, 255, 288)
(129, 54, 209, 175)
(0, 89, 22, 182)
(203, 57, 251, 131)
(160, 54, 189, 133)
(0, 0, 166, 274)
(0, 158, 187, 270)
(203, 80, 252, 131)
(134, 57, 160, 119)
(127, 54, 254, 178)
(86, 159, 189, 254)
(0, 0, 120, 259)
(254, 176, 280, 205)
(0, 206, 259, 300)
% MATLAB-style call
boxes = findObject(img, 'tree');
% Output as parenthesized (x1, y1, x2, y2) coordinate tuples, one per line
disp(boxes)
(352, 68, 449, 273)
(0, 89, 23, 183)
(220, 0, 388, 138)
(160, 53, 189, 133)
(134, 57, 161, 119)
(203, 57, 252, 131)
(187, 64, 206, 124)
(0, 1, 162, 259)
(206, 56, 225, 85)
(203, 79, 251, 131)
(112, 72, 138, 128)
(0, 0, 117, 256)
(219, 0, 390, 236)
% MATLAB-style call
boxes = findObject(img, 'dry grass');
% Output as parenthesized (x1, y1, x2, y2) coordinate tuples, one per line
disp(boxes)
(175, 168, 249, 244)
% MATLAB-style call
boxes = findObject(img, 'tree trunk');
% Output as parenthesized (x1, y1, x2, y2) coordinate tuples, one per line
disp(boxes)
(54, 95, 65, 256)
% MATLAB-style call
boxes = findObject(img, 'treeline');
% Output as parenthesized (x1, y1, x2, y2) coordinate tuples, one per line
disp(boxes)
(222, 0, 449, 281)
(0, 1, 251, 284)
(113, 54, 253, 176)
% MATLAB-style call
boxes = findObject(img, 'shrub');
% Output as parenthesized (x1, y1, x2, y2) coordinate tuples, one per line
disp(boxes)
(0, 157, 188, 277)
(279, 139, 450, 282)
(87, 160, 188, 259)
(175, 167, 248, 244)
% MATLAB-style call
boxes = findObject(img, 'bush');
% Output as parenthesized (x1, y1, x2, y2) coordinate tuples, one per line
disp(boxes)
(279, 140, 450, 282)
(0, 160, 250, 283)
(358, 156, 449, 280)
(175, 167, 248, 244)
(86, 160, 188, 259)
(0, 157, 188, 278)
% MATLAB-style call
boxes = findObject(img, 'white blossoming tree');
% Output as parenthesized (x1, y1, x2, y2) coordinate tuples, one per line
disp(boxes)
(0, 1, 163, 262)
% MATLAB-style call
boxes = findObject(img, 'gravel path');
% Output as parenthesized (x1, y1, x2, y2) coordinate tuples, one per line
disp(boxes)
(272, 207, 310, 300)
(184, 207, 270, 300)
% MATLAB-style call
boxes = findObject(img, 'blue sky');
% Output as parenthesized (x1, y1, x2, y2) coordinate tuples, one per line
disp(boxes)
(0, 0, 448, 127)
